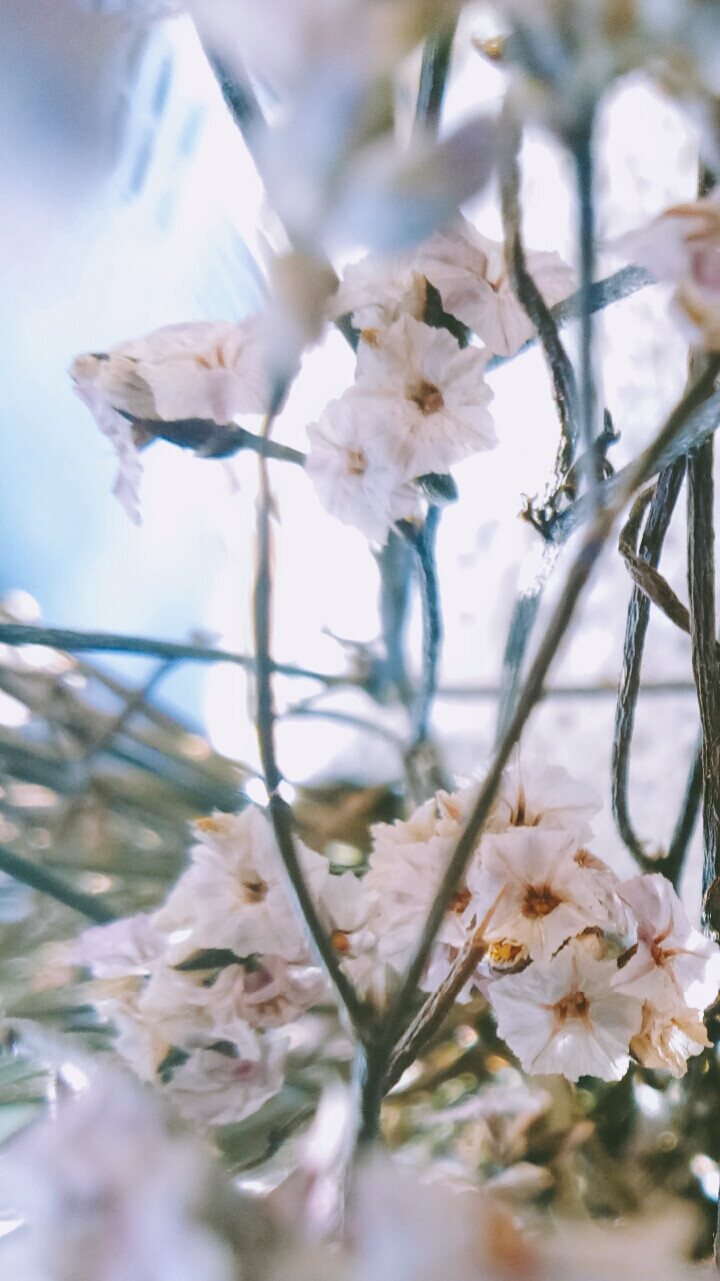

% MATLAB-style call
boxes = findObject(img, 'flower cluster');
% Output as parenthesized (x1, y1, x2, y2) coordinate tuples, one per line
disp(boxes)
(74, 807, 371, 1127)
(76, 757, 720, 1130)
(366, 756, 720, 1082)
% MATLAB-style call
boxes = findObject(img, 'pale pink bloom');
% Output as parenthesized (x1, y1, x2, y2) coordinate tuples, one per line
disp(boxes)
(331, 256, 427, 330)
(364, 811, 471, 983)
(305, 392, 422, 543)
(164, 1038, 287, 1128)
(631, 999, 710, 1078)
(205, 957, 329, 1034)
(71, 374, 143, 523)
(416, 215, 574, 357)
(71, 316, 269, 426)
(0, 1071, 234, 1281)
(616, 195, 720, 349)
(73, 912, 164, 978)
(110, 966, 222, 1081)
(467, 827, 616, 962)
(155, 808, 330, 964)
(354, 314, 496, 477)
(491, 939, 643, 1081)
(317, 869, 388, 1005)
(487, 752, 600, 843)
(613, 873, 720, 1012)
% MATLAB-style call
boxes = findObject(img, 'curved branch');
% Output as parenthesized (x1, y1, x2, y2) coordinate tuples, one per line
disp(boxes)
(0, 844, 117, 924)
(612, 461, 686, 870)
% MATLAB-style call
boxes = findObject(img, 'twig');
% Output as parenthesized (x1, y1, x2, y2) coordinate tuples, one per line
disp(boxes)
(494, 545, 559, 743)
(0, 625, 347, 686)
(252, 439, 374, 1039)
(687, 431, 720, 927)
(128, 415, 305, 466)
(413, 19, 458, 138)
(279, 705, 405, 748)
(374, 532, 415, 707)
(400, 508, 444, 746)
(384, 927, 488, 1094)
(612, 461, 686, 871)
(0, 843, 117, 924)
(666, 744, 703, 889)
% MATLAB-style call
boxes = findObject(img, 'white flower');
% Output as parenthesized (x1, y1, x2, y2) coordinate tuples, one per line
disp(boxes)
(155, 808, 330, 964)
(615, 195, 720, 350)
(612, 873, 720, 1012)
(416, 216, 575, 357)
(0, 1071, 235, 1281)
(466, 827, 618, 962)
(71, 374, 143, 523)
(109, 967, 219, 1082)
(305, 392, 422, 543)
(354, 315, 496, 477)
(317, 869, 387, 1005)
(71, 315, 269, 426)
(332, 256, 427, 329)
(73, 912, 165, 978)
(487, 752, 600, 842)
(364, 805, 471, 983)
(164, 1038, 287, 1128)
(491, 939, 643, 1082)
(630, 999, 710, 1078)
(205, 957, 329, 1033)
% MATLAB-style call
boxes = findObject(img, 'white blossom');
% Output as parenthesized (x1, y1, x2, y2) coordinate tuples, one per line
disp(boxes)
(317, 869, 388, 1005)
(615, 195, 720, 350)
(305, 392, 422, 543)
(204, 956, 329, 1033)
(155, 808, 330, 964)
(71, 374, 143, 523)
(466, 827, 618, 962)
(416, 216, 574, 357)
(491, 938, 644, 1081)
(486, 751, 601, 842)
(71, 316, 269, 426)
(613, 873, 720, 1012)
(164, 1038, 287, 1128)
(332, 257, 427, 330)
(0, 1071, 235, 1281)
(354, 315, 496, 477)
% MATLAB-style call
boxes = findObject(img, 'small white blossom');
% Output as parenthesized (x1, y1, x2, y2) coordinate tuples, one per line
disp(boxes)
(487, 752, 601, 842)
(71, 375, 143, 523)
(630, 999, 710, 1078)
(354, 314, 496, 477)
(0, 1071, 235, 1281)
(616, 195, 720, 349)
(305, 392, 422, 543)
(613, 873, 720, 1012)
(205, 957, 329, 1033)
(491, 938, 644, 1082)
(72, 317, 269, 425)
(416, 216, 574, 357)
(155, 808, 330, 964)
(318, 869, 388, 1005)
(164, 1038, 287, 1128)
(466, 827, 618, 962)
(73, 912, 165, 978)
(332, 257, 427, 329)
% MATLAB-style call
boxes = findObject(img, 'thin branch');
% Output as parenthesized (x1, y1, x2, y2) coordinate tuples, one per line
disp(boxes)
(666, 743, 703, 889)
(499, 101, 580, 476)
(127, 415, 305, 466)
(252, 443, 375, 1039)
(571, 117, 599, 496)
(485, 265, 654, 374)
(374, 531, 415, 706)
(687, 432, 720, 926)
(384, 928, 488, 1093)
(279, 705, 405, 748)
(375, 354, 720, 1061)
(0, 844, 117, 924)
(414, 19, 458, 138)
(0, 625, 347, 686)
(612, 460, 686, 871)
